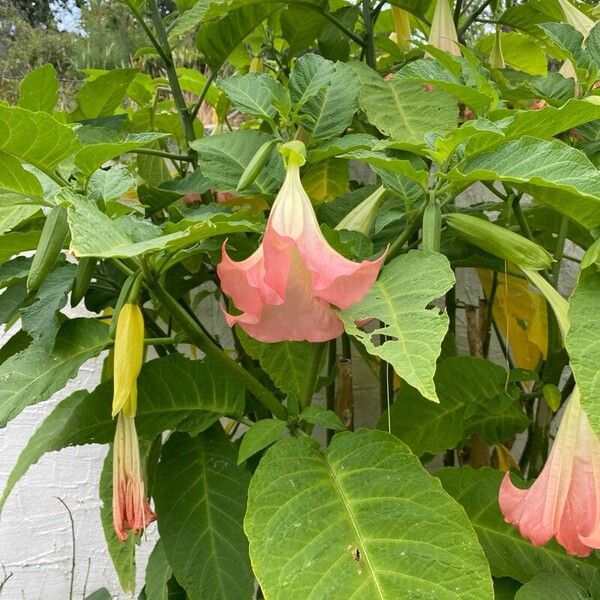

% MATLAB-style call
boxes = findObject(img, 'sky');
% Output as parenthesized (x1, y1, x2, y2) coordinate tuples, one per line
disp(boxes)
(50, 0, 82, 33)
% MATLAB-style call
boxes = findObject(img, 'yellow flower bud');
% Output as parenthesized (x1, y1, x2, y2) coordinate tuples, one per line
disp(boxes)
(336, 186, 386, 236)
(428, 0, 461, 57)
(112, 303, 144, 417)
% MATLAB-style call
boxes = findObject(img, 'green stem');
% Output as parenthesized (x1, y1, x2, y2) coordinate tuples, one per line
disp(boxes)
(386, 201, 428, 261)
(326, 339, 337, 444)
(130, 148, 194, 162)
(551, 215, 569, 286)
(148, 0, 198, 154)
(295, 1, 365, 46)
(125, 2, 170, 64)
(362, 0, 376, 69)
(300, 343, 326, 410)
(458, 0, 492, 36)
(141, 262, 287, 420)
(190, 70, 218, 121)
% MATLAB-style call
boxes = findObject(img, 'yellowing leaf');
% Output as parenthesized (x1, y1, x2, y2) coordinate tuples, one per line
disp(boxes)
(302, 158, 348, 204)
(478, 268, 547, 371)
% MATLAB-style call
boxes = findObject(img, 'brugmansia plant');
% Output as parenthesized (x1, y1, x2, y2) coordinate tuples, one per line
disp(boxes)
(3, 0, 600, 597)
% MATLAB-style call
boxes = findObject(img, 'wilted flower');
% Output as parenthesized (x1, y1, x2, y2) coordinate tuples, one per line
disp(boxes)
(428, 0, 460, 56)
(112, 303, 144, 417)
(112, 412, 156, 542)
(499, 387, 600, 557)
(217, 142, 385, 343)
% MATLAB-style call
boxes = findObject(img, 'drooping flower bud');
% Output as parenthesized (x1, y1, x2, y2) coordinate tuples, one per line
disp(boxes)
(112, 303, 144, 417)
(489, 29, 505, 69)
(217, 141, 385, 342)
(428, 0, 461, 57)
(335, 186, 386, 236)
(558, 0, 595, 37)
(112, 412, 156, 542)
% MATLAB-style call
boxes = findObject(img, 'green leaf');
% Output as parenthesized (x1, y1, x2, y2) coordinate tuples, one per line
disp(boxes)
(88, 167, 136, 203)
(74, 132, 168, 176)
(0, 105, 82, 172)
(84, 590, 112, 600)
(0, 231, 41, 265)
(350, 61, 458, 148)
(300, 62, 359, 140)
(396, 58, 495, 113)
(218, 74, 289, 120)
(144, 540, 173, 600)
(99, 447, 136, 593)
(436, 467, 600, 588)
(0, 256, 32, 287)
(238, 418, 287, 463)
(281, 2, 327, 54)
(566, 268, 600, 438)
(476, 32, 547, 76)
(0, 204, 40, 234)
(190, 130, 283, 194)
(20, 263, 76, 342)
(0, 152, 44, 198)
(307, 133, 376, 162)
(71, 69, 138, 120)
(446, 137, 600, 229)
(196, 4, 276, 70)
(0, 354, 245, 511)
(245, 429, 493, 599)
(18, 64, 59, 114)
(236, 329, 324, 402)
(0, 283, 27, 326)
(341, 251, 455, 402)
(299, 405, 345, 430)
(154, 428, 254, 600)
(68, 197, 261, 258)
(0, 318, 109, 428)
(514, 574, 588, 600)
(302, 158, 348, 203)
(289, 52, 335, 107)
(380, 357, 528, 456)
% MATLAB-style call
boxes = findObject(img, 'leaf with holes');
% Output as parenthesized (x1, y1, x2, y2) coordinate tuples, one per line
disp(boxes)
(245, 429, 493, 599)
(341, 251, 455, 402)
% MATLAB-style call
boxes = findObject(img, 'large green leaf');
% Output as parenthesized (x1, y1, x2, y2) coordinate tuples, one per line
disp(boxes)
(245, 429, 493, 599)
(299, 62, 359, 140)
(0, 105, 82, 172)
(154, 428, 254, 600)
(74, 132, 168, 176)
(144, 540, 173, 600)
(68, 198, 261, 258)
(514, 574, 588, 600)
(19, 263, 76, 342)
(0, 318, 109, 428)
(0, 152, 44, 198)
(0, 204, 40, 234)
(341, 251, 454, 402)
(18, 64, 59, 114)
(446, 137, 600, 228)
(0, 231, 41, 265)
(218, 74, 289, 121)
(99, 447, 136, 593)
(0, 354, 245, 511)
(350, 61, 458, 148)
(237, 329, 324, 403)
(566, 268, 600, 438)
(281, 2, 327, 55)
(190, 130, 283, 194)
(196, 4, 276, 70)
(436, 467, 600, 589)
(70, 69, 138, 121)
(289, 52, 336, 108)
(380, 357, 528, 456)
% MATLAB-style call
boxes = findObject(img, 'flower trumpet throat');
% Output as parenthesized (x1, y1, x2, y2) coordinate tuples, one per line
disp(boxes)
(112, 303, 144, 417)
(112, 412, 156, 542)
(217, 141, 385, 343)
(499, 387, 600, 557)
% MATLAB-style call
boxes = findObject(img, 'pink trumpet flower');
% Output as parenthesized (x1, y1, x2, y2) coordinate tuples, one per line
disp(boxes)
(499, 387, 600, 557)
(217, 141, 385, 343)
(113, 412, 156, 542)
